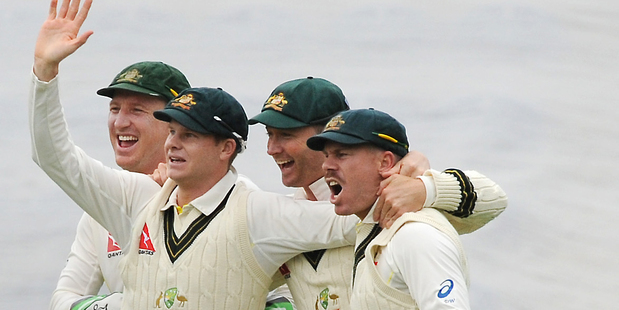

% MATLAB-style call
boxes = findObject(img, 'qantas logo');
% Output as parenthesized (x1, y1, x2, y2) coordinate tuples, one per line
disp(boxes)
(107, 233, 123, 258)
(139, 223, 156, 255)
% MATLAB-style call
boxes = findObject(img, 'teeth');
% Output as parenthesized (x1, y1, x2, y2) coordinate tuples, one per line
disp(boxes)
(119, 135, 138, 141)
(328, 180, 339, 186)
(276, 159, 292, 165)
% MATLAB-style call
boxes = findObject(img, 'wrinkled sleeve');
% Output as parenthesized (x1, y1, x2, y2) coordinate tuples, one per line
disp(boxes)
(425, 168, 508, 234)
(247, 190, 358, 275)
(28, 72, 160, 247)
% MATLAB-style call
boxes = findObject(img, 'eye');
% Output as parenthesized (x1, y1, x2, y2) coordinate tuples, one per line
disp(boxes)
(132, 106, 148, 114)
(109, 106, 120, 113)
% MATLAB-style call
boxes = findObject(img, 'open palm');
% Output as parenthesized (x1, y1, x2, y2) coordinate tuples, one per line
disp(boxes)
(34, 0, 93, 81)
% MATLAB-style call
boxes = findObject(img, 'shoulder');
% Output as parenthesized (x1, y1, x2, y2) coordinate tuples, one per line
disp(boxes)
(390, 221, 458, 256)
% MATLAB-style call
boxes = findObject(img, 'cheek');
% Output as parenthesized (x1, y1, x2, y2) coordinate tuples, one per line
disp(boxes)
(107, 118, 117, 143)
(107, 115, 116, 130)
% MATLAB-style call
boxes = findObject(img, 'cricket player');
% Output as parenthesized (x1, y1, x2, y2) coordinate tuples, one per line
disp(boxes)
(307, 108, 484, 309)
(31, 0, 358, 308)
(50, 61, 190, 310)
(249, 78, 507, 309)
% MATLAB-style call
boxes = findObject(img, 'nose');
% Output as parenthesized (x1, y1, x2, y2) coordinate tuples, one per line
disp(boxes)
(113, 109, 131, 129)
(322, 154, 335, 172)
(266, 136, 281, 156)
(164, 132, 180, 151)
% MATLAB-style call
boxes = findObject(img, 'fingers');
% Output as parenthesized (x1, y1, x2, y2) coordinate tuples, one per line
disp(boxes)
(66, 0, 81, 20)
(158, 162, 168, 182)
(381, 208, 398, 229)
(48, 0, 59, 19)
(378, 204, 400, 229)
(375, 178, 395, 224)
(74, 30, 94, 47)
(75, 0, 93, 27)
(373, 195, 385, 222)
(398, 164, 420, 178)
(53, 0, 91, 23)
(383, 217, 395, 229)
(377, 175, 394, 196)
(381, 161, 401, 179)
(58, 0, 70, 19)
(398, 150, 430, 177)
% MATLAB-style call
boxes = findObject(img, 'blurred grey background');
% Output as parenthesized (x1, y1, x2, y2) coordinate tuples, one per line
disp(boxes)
(1, 0, 617, 309)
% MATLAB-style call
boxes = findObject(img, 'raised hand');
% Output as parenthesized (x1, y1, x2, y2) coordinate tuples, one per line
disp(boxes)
(373, 174, 426, 228)
(34, 0, 93, 81)
(373, 150, 430, 228)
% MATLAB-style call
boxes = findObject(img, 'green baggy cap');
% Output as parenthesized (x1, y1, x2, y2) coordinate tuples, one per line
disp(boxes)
(307, 108, 409, 158)
(97, 61, 190, 101)
(153, 87, 248, 153)
(249, 76, 349, 129)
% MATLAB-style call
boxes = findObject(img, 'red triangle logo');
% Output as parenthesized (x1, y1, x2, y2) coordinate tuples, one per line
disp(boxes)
(107, 233, 121, 252)
(139, 223, 156, 252)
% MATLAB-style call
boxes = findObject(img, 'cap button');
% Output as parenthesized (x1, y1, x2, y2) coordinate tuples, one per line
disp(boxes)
(307, 76, 314, 79)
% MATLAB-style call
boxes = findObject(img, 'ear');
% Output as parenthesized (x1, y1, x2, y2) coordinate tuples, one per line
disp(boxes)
(378, 151, 397, 174)
(219, 138, 237, 161)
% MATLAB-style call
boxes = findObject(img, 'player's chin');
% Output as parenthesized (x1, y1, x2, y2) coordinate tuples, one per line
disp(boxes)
(333, 204, 352, 216)
(115, 154, 139, 170)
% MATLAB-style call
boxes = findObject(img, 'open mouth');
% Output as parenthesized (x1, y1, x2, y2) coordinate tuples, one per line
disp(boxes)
(328, 180, 343, 196)
(276, 159, 294, 170)
(118, 135, 138, 148)
(169, 156, 185, 163)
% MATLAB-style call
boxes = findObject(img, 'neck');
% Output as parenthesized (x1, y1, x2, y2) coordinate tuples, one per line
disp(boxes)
(354, 198, 378, 221)
(355, 209, 371, 221)
(175, 169, 228, 206)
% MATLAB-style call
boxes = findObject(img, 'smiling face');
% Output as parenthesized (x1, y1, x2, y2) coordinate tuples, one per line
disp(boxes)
(107, 90, 168, 174)
(164, 121, 233, 189)
(322, 142, 393, 219)
(266, 125, 326, 188)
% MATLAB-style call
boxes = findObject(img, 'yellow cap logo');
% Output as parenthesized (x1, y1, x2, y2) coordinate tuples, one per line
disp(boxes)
(116, 69, 142, 83)
(171, 94, 197, 110)
(263, 92, 288, 111)
(324, 115, 345, 131)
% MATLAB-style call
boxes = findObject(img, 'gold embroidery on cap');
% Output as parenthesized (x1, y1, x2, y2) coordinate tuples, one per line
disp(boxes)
(171, 94, 197, 110)
(324, 115, 345, 131)
(116, 69, 142, 83)
(263, 92, 288, 111)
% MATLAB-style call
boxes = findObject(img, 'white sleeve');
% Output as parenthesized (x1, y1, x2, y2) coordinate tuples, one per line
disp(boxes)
(390, 222, 470, 310)
(425, 169, 508, 234)
(28, 72, 160, 247)
(246, 190, 358, 275)
(50, 213, 106, 310)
